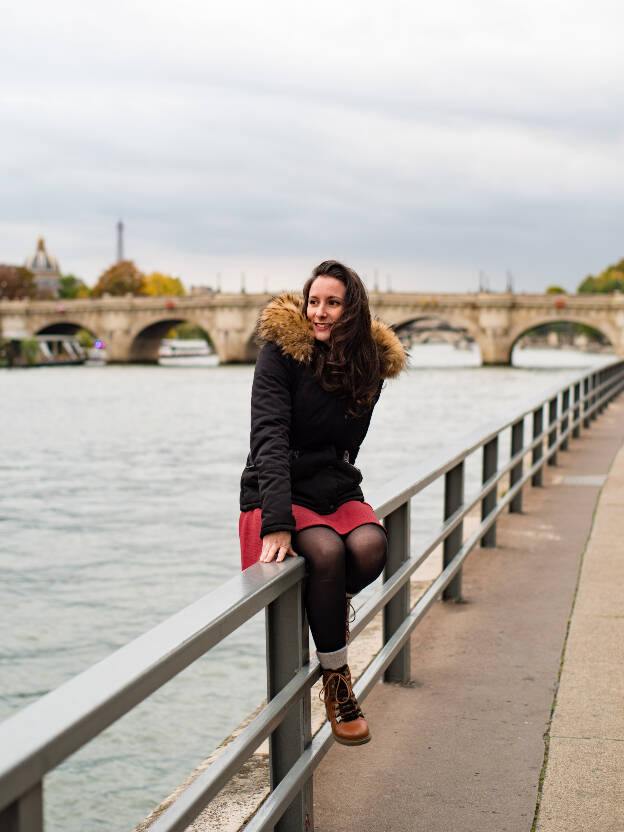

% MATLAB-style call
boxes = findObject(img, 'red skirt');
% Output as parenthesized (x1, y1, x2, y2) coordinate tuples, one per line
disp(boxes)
(239, 502, 383, 570)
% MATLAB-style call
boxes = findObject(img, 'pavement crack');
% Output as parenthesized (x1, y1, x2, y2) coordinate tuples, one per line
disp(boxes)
(551, 734, 624, 743)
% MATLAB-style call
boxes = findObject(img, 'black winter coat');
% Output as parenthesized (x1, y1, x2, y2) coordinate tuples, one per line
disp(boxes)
(239, 294, 406, 537)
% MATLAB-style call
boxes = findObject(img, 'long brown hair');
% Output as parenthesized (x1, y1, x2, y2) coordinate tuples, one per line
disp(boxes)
(303, 260, 381, 418)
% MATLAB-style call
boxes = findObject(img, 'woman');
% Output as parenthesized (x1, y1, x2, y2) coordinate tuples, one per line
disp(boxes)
(239, 260, 406, 745)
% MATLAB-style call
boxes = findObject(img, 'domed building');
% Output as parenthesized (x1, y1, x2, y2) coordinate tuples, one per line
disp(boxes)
(25, 237, 61, 296)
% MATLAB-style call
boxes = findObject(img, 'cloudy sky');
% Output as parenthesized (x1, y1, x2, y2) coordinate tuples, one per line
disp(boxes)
(2, 0, 623, 293)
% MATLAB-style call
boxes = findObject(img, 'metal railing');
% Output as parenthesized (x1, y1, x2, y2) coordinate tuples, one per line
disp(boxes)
(1, 359, 624, 832)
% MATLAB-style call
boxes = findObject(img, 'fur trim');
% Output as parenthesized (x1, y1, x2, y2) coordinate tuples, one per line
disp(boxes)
(371, 318, 407, 378)
(258, 293, 406, 379)
(257, 293, 315, 364)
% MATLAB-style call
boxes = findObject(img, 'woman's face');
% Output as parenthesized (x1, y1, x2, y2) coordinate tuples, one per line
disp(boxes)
(306, 276, 346, 342)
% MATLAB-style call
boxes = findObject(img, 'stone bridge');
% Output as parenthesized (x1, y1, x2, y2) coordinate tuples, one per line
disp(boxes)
(1, 291, 624, 365)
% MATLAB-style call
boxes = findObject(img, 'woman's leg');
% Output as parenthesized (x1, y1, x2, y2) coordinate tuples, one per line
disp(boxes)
(295, 525, 372, 746)
(293, 525, 347, 653)
(343, 523, 388, 595)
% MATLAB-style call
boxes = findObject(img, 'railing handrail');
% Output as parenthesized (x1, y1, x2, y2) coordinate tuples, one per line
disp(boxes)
(1, 358, 623, 829)
(0, 558, 304, 807)
(373, 363, 610, 517)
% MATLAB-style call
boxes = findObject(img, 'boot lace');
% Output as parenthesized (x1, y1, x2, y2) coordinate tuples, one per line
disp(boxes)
(346, 600, 356, 643)
(320, 667, 364, 723)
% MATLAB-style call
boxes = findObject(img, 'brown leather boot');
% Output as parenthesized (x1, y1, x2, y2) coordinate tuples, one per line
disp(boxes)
(320, 664, 371, 746)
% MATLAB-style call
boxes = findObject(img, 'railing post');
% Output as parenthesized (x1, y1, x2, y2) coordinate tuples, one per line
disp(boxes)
(266, 580, 312, 832)
(572, 382, 581, 439)
(509, 418, 524, 512)
(548, 395, 558, 466)
(532, 405, 544, 486)
(598, 369, 606, 412)
(561, 387, 570, 451)
(583, 376, 591, 428)
(0, 783, 43, 832)
(591, 372, 598, 421)
(383, 501, 411, 684)
(481, 437, 498, 547)
(443, 462, 464, 601)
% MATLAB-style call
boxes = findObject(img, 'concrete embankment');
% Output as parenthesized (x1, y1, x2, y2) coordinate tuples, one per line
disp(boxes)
(314, 399, 624, 832)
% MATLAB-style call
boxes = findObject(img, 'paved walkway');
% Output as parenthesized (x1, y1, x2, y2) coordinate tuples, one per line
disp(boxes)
(314, 399, 624, 832)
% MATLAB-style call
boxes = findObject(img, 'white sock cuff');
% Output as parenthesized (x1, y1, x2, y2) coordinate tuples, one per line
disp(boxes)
(317, 645, 348, 669)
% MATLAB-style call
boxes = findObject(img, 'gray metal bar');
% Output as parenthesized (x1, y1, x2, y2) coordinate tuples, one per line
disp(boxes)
(591, 372, 598, 420)
(371, 362, 622, 520)
(0, 783, 42, 832)
(247, 392, 624, 832)
(572, 382, 581, 439)
(583, 377, 591, 428)
(599, 369, 607, 413)
(561, 388, 570, 451)
(597, 370, 603, 413)
(548, 395, 558, 466)
(147, 662, 321, 832)
(531, 406, 544, 487)
(509, 418, 524, 513)
(0, 559, 304, 812)
(443, 462, 464, 601)
(266, 582, 312, 832)
(244, 724, 334, 832)
(383, 502, 411, 684)
(481, 437, 498, 547)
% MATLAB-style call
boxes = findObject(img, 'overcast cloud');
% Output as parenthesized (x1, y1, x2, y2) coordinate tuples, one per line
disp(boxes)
(2, 0, 623, 292)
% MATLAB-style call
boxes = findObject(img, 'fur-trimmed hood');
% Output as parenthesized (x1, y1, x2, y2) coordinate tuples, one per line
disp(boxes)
(257, 292, 406, 379)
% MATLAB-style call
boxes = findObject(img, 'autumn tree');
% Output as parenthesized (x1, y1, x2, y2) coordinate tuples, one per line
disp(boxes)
(0, 265, 37, 299)
(92, 260, 145, 297)
(577, 259, 624, 293)
(142, 272, 186, 296)
(58, 274, 91, 299)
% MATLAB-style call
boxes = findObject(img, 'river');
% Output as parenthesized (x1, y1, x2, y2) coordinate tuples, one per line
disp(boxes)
(0, 345, 612, 831)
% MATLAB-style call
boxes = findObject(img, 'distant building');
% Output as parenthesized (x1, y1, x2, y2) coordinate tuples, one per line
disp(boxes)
(190, 285, 218, 295)
(25, 237, 61, 296)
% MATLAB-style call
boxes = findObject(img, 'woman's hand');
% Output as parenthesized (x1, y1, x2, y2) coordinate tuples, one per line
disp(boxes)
(260, 531, 298, 563)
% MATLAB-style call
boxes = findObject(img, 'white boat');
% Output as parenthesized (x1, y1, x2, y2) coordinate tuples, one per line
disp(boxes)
(158, 339, 213, 358)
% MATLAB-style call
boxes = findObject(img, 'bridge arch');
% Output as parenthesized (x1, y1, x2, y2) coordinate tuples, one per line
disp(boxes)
(127, 315, 216, 363)
(35, 319, 101, 339)
(508, 315, 617, 357)
(243, 331, 260, 363)
(392, 313, 484, 360)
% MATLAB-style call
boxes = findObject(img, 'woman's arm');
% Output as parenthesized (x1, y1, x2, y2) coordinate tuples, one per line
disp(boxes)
(250, 343, 298, 539)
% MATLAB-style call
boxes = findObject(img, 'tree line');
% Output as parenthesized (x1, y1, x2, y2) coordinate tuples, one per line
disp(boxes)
(3, 255, 624, 300)
(0, 260, 185, 300)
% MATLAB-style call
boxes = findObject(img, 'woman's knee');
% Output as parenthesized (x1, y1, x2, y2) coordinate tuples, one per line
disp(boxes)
(344, 524, 387, 589)
(295, 527, 346, 580)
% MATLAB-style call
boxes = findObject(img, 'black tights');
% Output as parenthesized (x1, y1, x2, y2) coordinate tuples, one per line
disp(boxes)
(293, 524, 387, 653)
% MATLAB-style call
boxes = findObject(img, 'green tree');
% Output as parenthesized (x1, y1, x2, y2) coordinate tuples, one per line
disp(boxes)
(165, 322, 214, 345)
(76, 328, 96, 348)
(59, 274, 90, 299)
(142, 272, 186, 296)
(577, 259, 624, 293)
(92, 260, 145, 297)
(0, 265, 37, 299)
(546, 285, 566, 294)
(20, 337, 40, 365)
